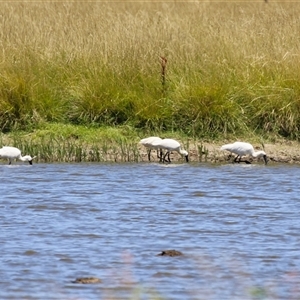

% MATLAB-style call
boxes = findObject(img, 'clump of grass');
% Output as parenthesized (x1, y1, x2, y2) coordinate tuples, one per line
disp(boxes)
(198, 143, 209, 162)
(0, 124, 144, 163)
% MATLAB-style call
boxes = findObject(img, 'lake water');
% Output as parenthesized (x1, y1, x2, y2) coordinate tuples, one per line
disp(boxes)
(0, 161, 300, 300)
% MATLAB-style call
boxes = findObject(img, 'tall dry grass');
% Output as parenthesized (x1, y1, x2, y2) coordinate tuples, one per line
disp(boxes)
(1, 1, 300, 139)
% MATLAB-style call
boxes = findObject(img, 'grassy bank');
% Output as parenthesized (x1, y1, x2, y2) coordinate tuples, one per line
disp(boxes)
(0, 123, 201, 163)
(1, 122, 294, 164)
(0, 124, 142, 162)
(1, 0, 300, 159)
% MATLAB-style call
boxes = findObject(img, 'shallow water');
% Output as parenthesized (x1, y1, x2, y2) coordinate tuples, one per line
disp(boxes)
(0, 162, 300, 300)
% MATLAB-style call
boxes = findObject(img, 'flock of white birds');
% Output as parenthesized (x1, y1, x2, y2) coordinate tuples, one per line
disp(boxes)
(0, 139, 268, 165)
(139, 137, 189, 163)
(139, 137, 268, 165)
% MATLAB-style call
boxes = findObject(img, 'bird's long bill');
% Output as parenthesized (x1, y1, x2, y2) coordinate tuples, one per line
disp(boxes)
(263, 155, 268, 165)
(185, 155, 189, 163)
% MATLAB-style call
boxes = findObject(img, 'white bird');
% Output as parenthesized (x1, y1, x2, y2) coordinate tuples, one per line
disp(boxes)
(0, 146, 36, 165)
(220, 142, 267, 164)
(151, 138, 189, 163)
(139, 136, 163, 162)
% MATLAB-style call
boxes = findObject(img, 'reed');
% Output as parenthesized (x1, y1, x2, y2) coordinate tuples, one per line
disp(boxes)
(0, 124, 142, 163)
(198, 143, 209, 162)
(0, 1, 300, 140)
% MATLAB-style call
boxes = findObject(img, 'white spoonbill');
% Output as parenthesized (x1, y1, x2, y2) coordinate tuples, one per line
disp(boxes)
(0, 146, 36, 165)
(139, 136, 163, 162)
(151, 138, 189, 163)
(220, 142, 267, 165)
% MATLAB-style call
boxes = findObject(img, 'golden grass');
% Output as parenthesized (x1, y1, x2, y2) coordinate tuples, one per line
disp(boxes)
(1, 1, 300, 138)
(2, 1, 296, 63)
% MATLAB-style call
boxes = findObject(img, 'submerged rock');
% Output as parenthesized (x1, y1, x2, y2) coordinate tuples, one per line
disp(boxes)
(72, 277, 102, 284)
(157, 250, 183, 257)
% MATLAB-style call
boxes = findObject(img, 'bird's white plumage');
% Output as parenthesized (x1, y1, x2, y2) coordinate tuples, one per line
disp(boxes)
(139, 137, 163, 162)
(0, 146, 35, 165)
(151, 138, 189, 162)
(220, 142, 267, 164)
(139, 136, 162, 149)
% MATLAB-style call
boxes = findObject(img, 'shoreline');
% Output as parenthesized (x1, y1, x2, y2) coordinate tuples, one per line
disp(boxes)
(1, 128, 300, 164)
(139, 141, 300, 164)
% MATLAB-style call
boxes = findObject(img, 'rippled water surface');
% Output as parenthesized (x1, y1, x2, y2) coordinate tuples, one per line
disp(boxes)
(1, 162, 300, 300)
